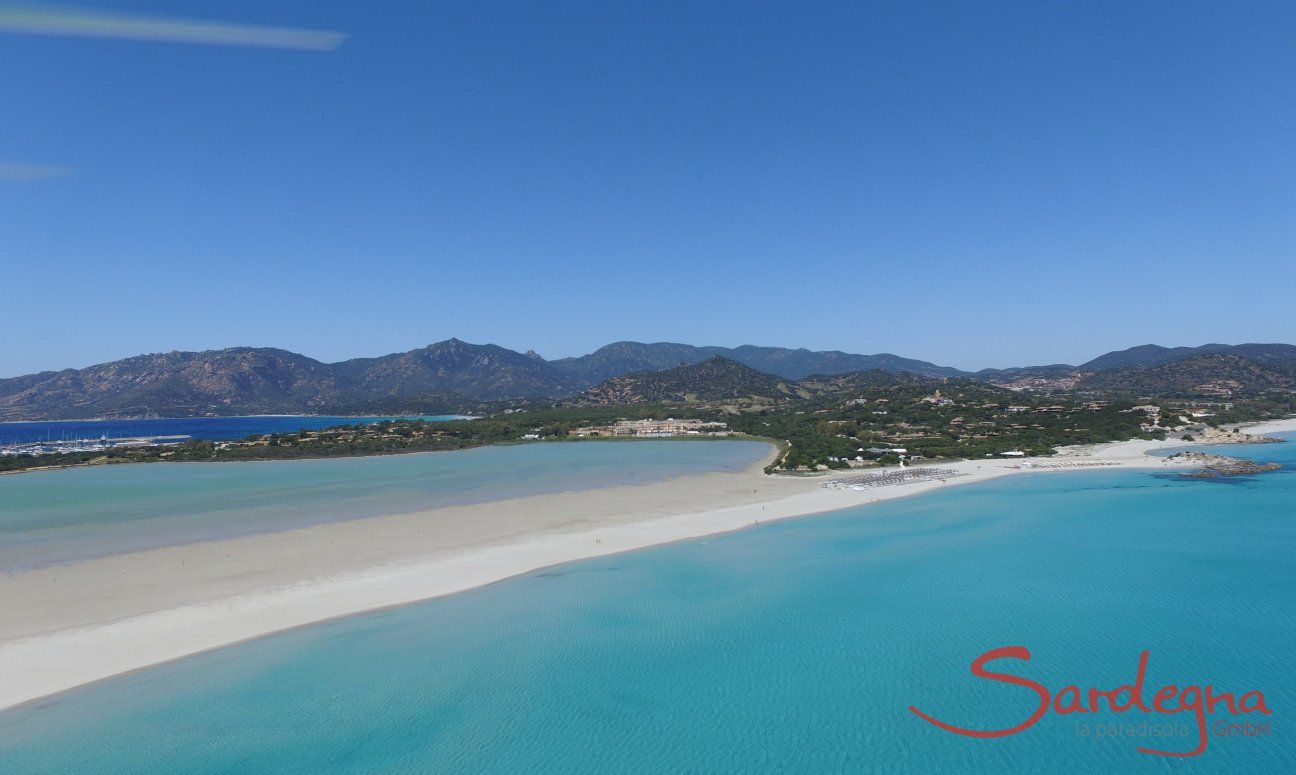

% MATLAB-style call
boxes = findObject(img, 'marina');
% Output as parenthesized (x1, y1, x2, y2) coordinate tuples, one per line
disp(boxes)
(0, 434, 189, 457)
(0, 415, 470, 454)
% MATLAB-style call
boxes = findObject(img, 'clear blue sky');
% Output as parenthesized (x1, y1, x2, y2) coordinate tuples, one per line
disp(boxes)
(3, 1, 1294, 377)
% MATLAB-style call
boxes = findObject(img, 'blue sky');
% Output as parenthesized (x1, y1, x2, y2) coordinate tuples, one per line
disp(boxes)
(3, 1, 1294, 376)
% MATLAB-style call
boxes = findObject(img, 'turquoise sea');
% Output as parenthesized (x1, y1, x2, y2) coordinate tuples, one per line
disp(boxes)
(0, 440, 770, 571)
(0, 435, 1292, 772)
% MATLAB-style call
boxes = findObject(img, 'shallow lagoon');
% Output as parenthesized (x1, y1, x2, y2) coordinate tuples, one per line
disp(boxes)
(0, 439, 769, 571)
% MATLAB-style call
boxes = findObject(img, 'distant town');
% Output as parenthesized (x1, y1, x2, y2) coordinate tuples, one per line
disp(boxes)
(566, 418, 730, 438)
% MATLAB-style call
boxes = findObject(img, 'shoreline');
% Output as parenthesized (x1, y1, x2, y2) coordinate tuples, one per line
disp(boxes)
(0, 431, 1283, 714)
(0, 427, 727, 479)
(0, 413, 475, 423)
(1237, 417, 1296, 435)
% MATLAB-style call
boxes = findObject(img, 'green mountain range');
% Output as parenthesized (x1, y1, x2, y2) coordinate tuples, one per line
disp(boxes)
(1, 339, 1293, 420)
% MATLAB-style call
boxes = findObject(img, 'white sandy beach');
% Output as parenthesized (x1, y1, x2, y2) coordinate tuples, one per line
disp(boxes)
(1240, 417, 1296, 436)
(0, 425, 1290, 713)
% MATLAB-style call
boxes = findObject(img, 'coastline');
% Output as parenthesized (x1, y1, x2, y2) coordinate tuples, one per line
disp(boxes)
(1238, 416, 1296, 435)
(0, 413, 475, 423)
(0, 432, 1271, 714)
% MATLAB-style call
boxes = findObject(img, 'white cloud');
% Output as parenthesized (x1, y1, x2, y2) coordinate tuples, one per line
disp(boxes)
(0, 4, 346, 51)
(0, 162, 77, 182)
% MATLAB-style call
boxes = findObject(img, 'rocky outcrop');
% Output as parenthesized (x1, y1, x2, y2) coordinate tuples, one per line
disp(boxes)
(1167, 452, 1283, 478)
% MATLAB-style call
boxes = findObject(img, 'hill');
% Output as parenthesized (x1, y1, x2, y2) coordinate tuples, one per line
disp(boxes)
(714, 345, 964, 380)
(1079, 343, 1296, 372)
(555, 341, 968, 383)
(330, 339, 578, 402)
(1075, 353, 1296, 398)
(0, 340, 558, 420)
(550, 342, 720, 384)
(0, 348, 340, 420)
(976, 343, 1296, 393)
(4, 338, 1296, 420)
(575, 356, 792, 406)
(0, 340, 973, 420)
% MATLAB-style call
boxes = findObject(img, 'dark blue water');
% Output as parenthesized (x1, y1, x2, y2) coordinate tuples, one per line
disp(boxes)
(0, 415, 468, 445)
(0, 436, 1291, 772)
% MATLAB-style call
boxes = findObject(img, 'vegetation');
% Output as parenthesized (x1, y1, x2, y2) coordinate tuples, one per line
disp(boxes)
(575, 357, 791, 406)
(0, 409, 714, 474)
(6, 349, 1294, 476)
(1162, 396, 1296, 426)
(1075, 354, 1295, 398)
(722, 382, 1161, 470)
(1, 420, 484, 473)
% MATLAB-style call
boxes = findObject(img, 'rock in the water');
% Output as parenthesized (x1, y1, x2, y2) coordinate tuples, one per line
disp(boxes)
(1167, 451, 1283, 478)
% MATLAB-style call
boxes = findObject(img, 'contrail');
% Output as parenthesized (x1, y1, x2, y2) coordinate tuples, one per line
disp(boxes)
(0, 3, 346, 51)
(0, 162, 77, 182)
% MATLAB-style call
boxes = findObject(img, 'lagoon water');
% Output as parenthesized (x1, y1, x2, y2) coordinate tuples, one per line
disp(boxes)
(0, 436, 1292, 772)
(0, 440, 770, 571)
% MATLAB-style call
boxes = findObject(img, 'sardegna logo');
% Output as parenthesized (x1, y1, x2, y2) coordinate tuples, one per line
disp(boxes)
(908, 646, 1272, 758)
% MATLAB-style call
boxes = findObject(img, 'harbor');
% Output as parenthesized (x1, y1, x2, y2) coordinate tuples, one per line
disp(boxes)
(0, 434, 189, 457)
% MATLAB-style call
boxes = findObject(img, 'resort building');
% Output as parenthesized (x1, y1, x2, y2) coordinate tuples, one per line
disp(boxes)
(570, 418, 729, 438)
